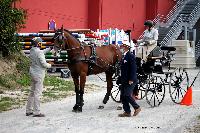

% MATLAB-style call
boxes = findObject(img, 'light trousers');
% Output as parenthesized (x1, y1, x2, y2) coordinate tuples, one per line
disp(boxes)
(26, 75, 44, 115)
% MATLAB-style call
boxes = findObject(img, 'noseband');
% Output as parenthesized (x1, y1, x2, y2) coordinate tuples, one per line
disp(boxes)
(54, 30, 83, 51)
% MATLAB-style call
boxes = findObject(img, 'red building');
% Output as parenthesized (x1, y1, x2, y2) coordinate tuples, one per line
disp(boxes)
(17, 0, 175, 39)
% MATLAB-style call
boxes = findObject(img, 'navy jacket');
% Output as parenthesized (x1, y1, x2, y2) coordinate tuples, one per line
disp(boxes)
(120, 51, 137, 84)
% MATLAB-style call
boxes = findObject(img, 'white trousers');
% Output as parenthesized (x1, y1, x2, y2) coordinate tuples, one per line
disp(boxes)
(26, 75, 44, 115)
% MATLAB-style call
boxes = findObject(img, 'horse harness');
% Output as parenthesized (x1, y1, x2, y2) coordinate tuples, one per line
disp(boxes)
(65, 42, 116, 75)
(54, 30, 120, 76)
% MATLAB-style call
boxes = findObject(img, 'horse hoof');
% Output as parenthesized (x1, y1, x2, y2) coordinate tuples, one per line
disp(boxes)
(73, 105, 78, 110)
(98, 105, 104, 109)
(72, 109, 82, 113)
(72, 105, 82, 113)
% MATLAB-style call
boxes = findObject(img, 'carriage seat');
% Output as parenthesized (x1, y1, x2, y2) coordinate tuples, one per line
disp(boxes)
(147, 46, 175, 60)
(160, 46, 176, 51)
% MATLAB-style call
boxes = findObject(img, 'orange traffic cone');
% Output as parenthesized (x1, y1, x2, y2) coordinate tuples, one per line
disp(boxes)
(180, 87, 192, 106)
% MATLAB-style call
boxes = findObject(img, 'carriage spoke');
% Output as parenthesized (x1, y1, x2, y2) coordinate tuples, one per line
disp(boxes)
(114, 90, 120, 99)
(149, 91, 154, 102)
(179, 88, 184, 98)
(111, 87, 121, 103)
(174, 89, 179, 101)
(112, 89, 119, 93)
(171, 87, 177, 95)
(155, 93, 161, 103)
(154, 94, 156, 106)
(157, 92, 164, 97)
(177, 88, 180, 100)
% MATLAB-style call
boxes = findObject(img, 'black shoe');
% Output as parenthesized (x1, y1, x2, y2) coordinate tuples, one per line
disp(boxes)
(26, 112, 33, 116)
(33, 113, 45, 117)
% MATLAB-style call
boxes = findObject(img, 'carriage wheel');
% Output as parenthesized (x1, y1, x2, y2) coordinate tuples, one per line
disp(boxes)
(111, 84, 121, 103)
(169, 67, 189, 104)
(146, 75, 165, 107)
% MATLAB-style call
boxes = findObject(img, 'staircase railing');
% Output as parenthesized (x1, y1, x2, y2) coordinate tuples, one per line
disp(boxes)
(159, 0, 189, 27)
(160, 1, 200, 46)
(160, 16, 183, 46)
(187, 2, 200, 28)
(137, 0, 187, 40)
(195, 40, 200, 66)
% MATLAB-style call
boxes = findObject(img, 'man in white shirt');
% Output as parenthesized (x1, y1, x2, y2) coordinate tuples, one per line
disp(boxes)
(135, 20, 159, 61)
(26, 37, 52, 117)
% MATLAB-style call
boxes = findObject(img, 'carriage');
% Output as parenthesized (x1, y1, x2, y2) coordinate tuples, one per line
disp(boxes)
(53, 27, 190, 112)
(111, 45, 189, 107)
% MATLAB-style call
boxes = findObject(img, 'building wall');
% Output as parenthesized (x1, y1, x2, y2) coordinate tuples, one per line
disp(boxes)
(88, 0, 101, 30)
(18, 0, 89, 32)
(89, 0, 147, 39)
(157, 0, 176, 16)
(18, 0, 175, 39)
(146, 0, 158, 20)
(132, 0, 147, 38)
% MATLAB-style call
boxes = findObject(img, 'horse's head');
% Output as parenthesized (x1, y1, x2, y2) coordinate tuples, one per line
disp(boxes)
(53, 26, 67, 52)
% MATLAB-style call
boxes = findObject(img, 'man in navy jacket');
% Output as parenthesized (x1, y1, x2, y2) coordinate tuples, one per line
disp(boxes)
(118, 41, 141, 117)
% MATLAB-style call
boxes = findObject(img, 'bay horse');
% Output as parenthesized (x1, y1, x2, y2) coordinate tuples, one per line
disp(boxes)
(53, 27, 122, 112)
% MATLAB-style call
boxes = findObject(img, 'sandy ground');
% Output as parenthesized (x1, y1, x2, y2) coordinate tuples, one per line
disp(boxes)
(0, 69, 200, 133)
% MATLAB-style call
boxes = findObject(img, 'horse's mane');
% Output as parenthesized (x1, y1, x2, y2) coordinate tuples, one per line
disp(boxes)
(63, 29, 81, 43)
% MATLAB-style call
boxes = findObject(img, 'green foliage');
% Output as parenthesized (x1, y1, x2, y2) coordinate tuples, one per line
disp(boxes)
(44, 75, 74, 91)
(43, 91, 59, 99)
(14, 53, 30, 75)
(0, 54, 31, 89)
(16, 74, 31, 86)
(0, 97, 17, 112)
(0, 74, 18, 89)
(0, 0, 26, 56)
(43, 76, 74, 100)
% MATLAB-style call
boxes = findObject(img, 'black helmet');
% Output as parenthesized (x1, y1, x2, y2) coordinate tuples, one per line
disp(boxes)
(144, 20, 154, 27)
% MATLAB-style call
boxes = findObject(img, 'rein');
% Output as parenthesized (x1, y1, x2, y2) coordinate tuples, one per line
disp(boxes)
(65, 46, 82, 51)
(96, 74, 120, 87)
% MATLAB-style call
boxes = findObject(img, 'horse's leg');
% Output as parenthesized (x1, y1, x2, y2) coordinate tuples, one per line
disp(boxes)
(103, 72, 113, 103)
(98, 72, 113, 109)
(72, 75, 81, 112)
(79, 72, 87, 111)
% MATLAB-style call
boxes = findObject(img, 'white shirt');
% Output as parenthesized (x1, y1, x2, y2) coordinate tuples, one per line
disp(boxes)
(137, 28, 159, 45)
(123, 51, 128, 56)
(29, 47, 51, 78)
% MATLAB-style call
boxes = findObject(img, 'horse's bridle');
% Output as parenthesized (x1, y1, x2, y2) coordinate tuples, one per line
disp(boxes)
(54, 30, 84, 51)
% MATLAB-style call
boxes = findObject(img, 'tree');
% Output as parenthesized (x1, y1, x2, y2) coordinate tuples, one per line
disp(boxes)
(0, 0, 26, 57)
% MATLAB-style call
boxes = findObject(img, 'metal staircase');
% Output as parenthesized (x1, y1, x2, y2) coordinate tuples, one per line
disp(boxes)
(156, 0, 189, 27)
(138, 0, 200, 45)
(138, 0, 188, 40)
(158, 0, 200, 46)
(136, 0, 200, 67)
(155, 0, 200, 68)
